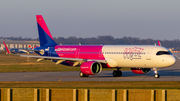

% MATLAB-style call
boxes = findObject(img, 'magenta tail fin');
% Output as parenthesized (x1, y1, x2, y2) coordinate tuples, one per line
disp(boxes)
(36, 15, 57, 47)
(3, 41, 10, 54)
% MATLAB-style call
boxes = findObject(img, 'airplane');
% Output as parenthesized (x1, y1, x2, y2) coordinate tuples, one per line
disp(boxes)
(20, 15, 176, 78)
(3, 41, 11, 54)
(3, 41, 36, 54)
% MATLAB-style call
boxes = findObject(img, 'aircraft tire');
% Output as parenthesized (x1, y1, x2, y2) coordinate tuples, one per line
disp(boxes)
(113, 70, 122, 77)
(85, 75, 89, 77)
(79, 72, 85, 77)
(113, 70, 118, 77)
(79, 72, 89, 77)
(154, 74, 160, 78)
(117, 71, 122, 77)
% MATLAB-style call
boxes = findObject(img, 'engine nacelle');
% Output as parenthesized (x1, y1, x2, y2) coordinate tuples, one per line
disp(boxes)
(80, 61, 102, 75)
(131, 68, 151, 74)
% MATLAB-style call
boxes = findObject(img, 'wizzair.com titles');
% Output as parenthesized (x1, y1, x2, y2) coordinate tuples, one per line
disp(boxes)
(55, 48, 77, 51)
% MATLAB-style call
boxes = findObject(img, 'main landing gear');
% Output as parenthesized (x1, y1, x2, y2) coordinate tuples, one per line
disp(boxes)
(113, 68, 122, 77)
(79, 72, 89, 77)
(153, 68, 160, 78)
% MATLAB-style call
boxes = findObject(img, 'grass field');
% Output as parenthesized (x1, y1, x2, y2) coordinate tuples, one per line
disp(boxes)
(0, 81, 180, 89)
(0, 52, 179, 89)
(0, 53, 80, 72)
(0, 52, 122, 72)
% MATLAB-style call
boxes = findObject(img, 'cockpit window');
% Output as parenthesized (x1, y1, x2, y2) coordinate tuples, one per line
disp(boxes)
(156, 51, 172, 55)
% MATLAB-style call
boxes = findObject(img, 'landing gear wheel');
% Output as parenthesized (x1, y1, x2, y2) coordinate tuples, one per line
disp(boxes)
(113, 70, 122, 77)
(154, 74, 160, 78)
(153, 68, 160, 78)
(113, 71, 117, 77)
(117, 71, 122, 77)
(85, 75, 89, 77)
(79, 72, 89, 77)
(79, 72, 84, 77)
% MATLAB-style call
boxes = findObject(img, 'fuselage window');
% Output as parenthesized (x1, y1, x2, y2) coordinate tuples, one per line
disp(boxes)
(156, 51, 171, 55)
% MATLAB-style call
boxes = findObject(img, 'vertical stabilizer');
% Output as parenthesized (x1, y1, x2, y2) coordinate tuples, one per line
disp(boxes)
(158, 41, 161, 46)
(36, 15, 57, 47)
(3, 41, 10, 54)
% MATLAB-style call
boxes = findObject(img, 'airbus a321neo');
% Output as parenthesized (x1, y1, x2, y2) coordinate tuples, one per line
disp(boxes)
(21, 15, 176, 78)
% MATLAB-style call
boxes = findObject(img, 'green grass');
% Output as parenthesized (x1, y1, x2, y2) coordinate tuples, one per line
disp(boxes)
(0, 53, 129, 72)
(0, 81, 180, 89)
(0, 53, 79, 72)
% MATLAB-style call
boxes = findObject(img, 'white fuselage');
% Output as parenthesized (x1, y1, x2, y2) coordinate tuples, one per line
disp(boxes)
(102, 45, 176, 68)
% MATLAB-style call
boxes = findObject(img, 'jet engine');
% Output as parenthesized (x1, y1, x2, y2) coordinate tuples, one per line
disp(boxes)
(131, 68, 151, 74)
(80, 61, 102, 75)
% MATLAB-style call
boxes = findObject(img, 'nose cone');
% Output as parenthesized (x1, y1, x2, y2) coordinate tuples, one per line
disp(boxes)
(157, 55, 176, 67)
(168, 55, 176, 66)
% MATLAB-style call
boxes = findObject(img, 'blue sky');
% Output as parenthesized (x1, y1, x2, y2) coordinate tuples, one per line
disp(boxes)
(0, 0, 180, 40)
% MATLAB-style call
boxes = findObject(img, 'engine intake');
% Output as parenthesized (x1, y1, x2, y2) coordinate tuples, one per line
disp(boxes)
(80, 61, 102, 75)
(131, 68, 151, 74)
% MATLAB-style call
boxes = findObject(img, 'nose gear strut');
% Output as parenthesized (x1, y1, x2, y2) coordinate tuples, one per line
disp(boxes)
(153, 68, 160, 78)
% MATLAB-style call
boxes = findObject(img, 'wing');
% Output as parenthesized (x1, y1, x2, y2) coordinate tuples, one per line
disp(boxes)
(20, 55, 107, 66)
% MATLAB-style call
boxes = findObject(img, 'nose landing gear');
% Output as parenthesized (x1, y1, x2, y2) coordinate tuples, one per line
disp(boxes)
(153, 68, 160, 78)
